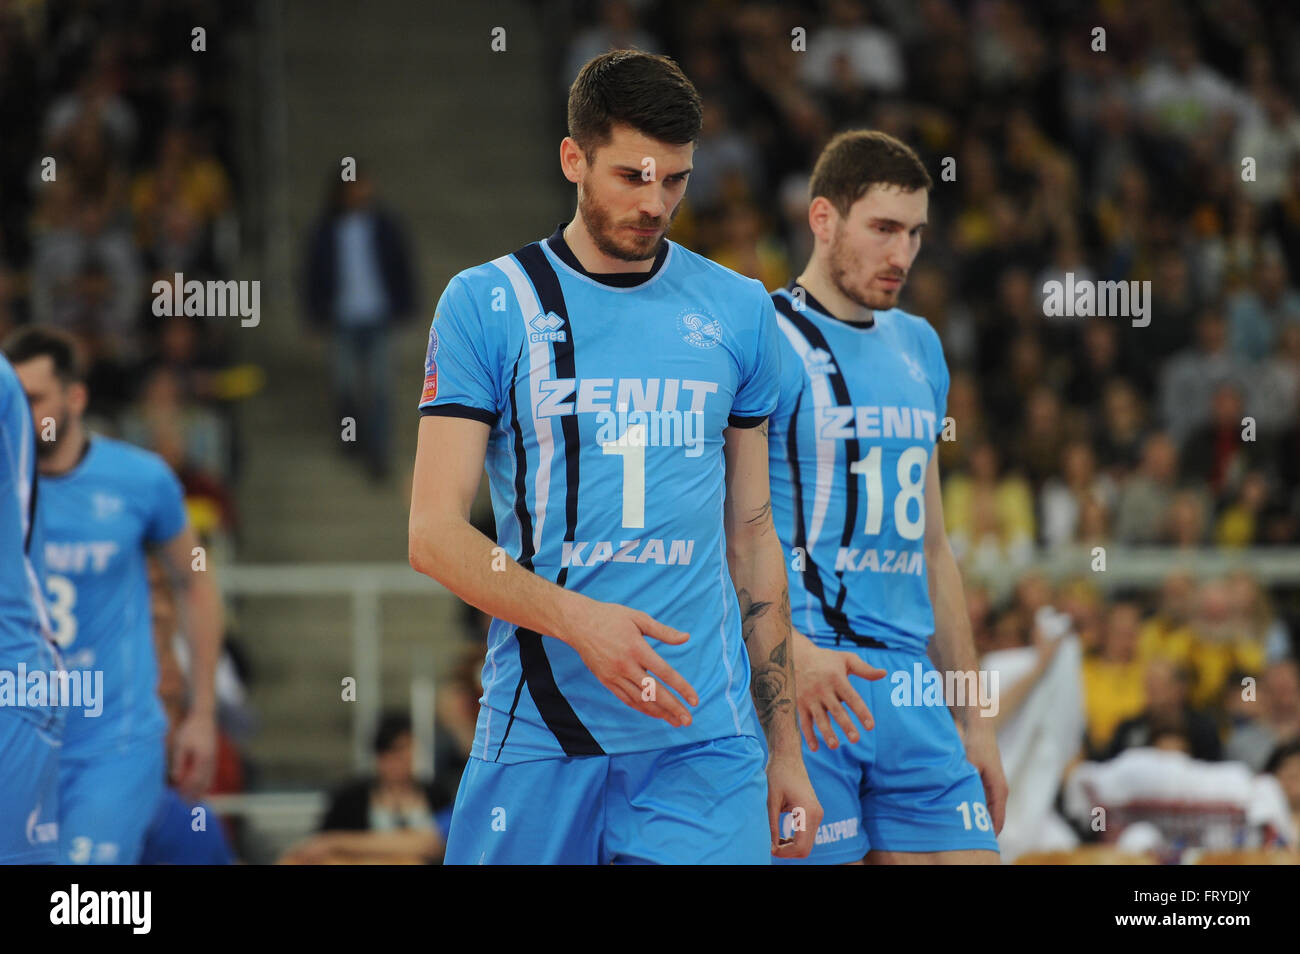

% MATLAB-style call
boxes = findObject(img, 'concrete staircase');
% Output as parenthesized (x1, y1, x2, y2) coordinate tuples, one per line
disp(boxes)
(231, 0, 567, 784)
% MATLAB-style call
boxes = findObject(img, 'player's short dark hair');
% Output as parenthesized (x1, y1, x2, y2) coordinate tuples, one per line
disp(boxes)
(567, 50, 702, 162)
(809, 130, 933, 219)
(2, 326, 85, 384)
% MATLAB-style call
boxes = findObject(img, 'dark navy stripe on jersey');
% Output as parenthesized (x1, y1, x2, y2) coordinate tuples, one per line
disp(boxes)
(25, 466, 36, 555)
(728, 413, 767, 428)
(514, 242, 582, 588)
(773, 294, 861, 555)
(420, 403, 498, 425)
(774, 291, 887, 650)
(493, 346, 534, 759)
(500, 242, 602, 758)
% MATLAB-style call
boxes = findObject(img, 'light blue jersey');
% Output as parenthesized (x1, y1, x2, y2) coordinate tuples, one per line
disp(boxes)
(768, 283, 996, 862)
(0, 353, 62, 862)
(420, 226, 781, 764)
(0, 353, 58, 718)
(768, 283, 950, 655)
(41, 435, 186, 756)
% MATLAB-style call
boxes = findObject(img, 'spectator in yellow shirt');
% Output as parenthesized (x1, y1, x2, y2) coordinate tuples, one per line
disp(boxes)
(1082, 601, 1148, 758)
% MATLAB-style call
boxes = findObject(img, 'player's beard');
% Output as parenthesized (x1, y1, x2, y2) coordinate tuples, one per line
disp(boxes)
(578, 177, 678, 263)
(829, 222, 906, 311)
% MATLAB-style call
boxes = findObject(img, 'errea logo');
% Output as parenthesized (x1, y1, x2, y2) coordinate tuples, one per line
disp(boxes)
(529, 311, 566, 343)
(803, 348, 837, 377)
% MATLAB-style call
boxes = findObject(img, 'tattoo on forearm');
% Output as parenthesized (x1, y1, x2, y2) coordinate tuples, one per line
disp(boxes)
(751, 636, 794, 734)
(768, 635, 787, 668)
(746, 498, 772, 527)
(758, 420, 769, 438)
(749, 585, 795, 736)
(737, 588, 772, 643)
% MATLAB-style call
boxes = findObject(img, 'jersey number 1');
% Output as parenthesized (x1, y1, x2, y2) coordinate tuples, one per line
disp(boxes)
(601, 423, 646, 529)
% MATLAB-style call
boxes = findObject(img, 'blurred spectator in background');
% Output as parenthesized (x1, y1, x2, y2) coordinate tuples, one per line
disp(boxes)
(1226, 247, 1300, 361)
(1253, 320, 1300, 435)
(1083, 601, 1147, 759)
(1113, 432, 1179, 544)
(1008, 384, 1066, 493)
(302, 169, 416, 482)
(942, 439, 1034, 569)
(130, 126, 231, 275)
(1214, 470, 1271, 547)
(1264, 739, 1300, 841)
(1160, 311, 1248, 449)
(1106, 657, 1223, 761)
(1182, 382, 1260, 500)
(1039, 440, 1115, 550)
(1227, 659, 1300, 771)
(799, 0, 905, 97)
(283, 712, 454, 864)
(1185, 578, 1268, 708)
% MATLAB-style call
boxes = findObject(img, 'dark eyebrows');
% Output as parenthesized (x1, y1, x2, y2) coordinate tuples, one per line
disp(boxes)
(612, 165, 692, 179)
(869, 217, 927, 232)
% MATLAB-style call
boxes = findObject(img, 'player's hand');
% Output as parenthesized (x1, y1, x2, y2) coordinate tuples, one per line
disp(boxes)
(560, 596, 699, 726)
(171, 710, 218, 800)
(767, 751, 823, 859)
(793, 638, 886, 751)
(962, 722, 1008, 835)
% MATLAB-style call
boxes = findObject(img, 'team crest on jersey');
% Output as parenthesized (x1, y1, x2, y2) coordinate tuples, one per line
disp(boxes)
(91, 492, 123, 521)
(803, 347, 837, 377)
(899, 350, 927, 384)
(677, 309, 722, 349)
(529, 310, 567, 343)
(421, 323, 439, 402)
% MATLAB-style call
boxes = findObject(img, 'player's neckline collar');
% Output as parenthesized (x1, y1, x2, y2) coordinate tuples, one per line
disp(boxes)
(546, 223, 669, 287)
(787, 281, 878, 330)
(40, 433, 94, 480)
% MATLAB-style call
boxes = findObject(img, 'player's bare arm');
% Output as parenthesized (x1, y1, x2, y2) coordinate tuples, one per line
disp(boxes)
(409, 414, 698, 726)
(723, 421, 822, 857)
(156, 523, 224, 799)
(922, 453, 1008, 835)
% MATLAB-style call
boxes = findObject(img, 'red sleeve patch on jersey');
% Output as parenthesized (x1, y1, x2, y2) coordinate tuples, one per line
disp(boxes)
(420, 321, 439, 403)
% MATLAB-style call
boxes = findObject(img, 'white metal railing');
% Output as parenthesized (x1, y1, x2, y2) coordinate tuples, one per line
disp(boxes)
(222, 563, 449, 770)
(220, 549, 1300, 773)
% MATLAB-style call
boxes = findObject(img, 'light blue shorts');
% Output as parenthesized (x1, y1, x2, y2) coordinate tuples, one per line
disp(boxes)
(445, 734, 771, 864)
(775, 647, 1000, 864)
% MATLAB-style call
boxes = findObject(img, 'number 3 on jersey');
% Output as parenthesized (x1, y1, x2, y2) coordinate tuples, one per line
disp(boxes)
(849, 445, 927, 540)
(44, 573, 78, 648)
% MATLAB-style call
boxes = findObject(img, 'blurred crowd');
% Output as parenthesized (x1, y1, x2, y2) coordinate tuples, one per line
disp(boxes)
(0, 0, 253, 555)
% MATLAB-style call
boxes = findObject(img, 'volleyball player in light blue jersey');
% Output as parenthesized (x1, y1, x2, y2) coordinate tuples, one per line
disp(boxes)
(409, 51, 820, 864)
(768, 131, 1007, 865)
